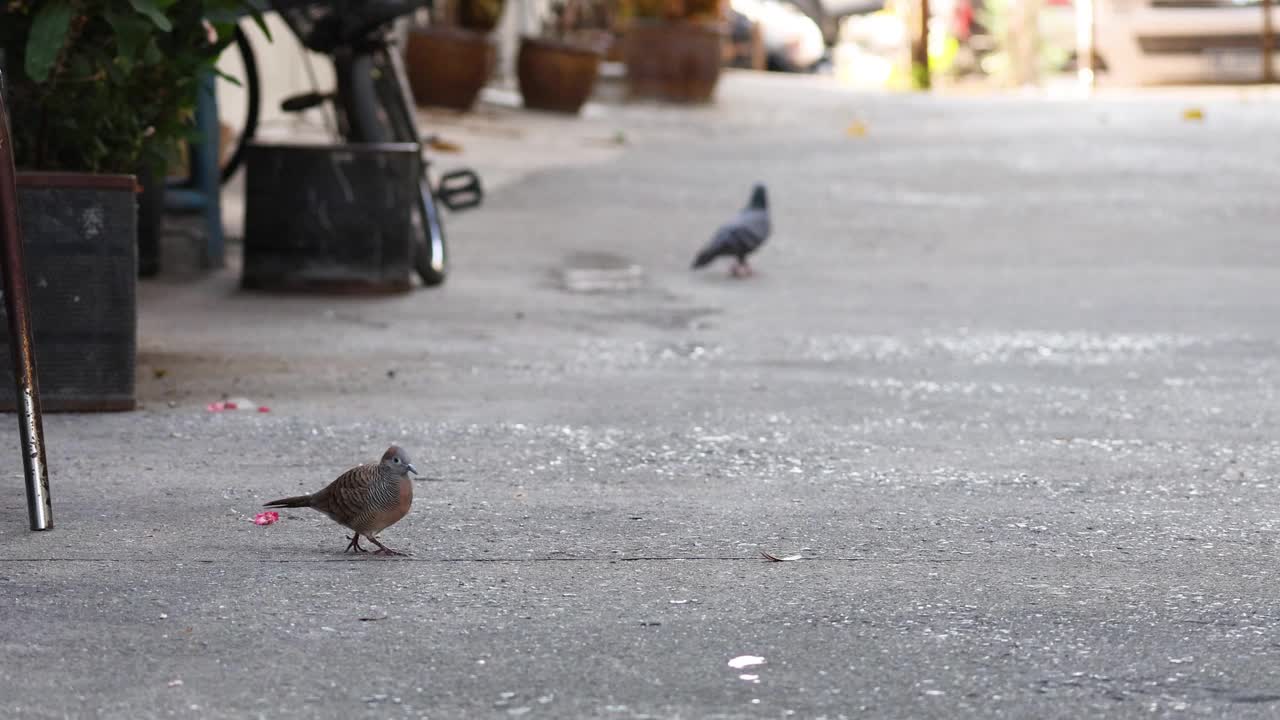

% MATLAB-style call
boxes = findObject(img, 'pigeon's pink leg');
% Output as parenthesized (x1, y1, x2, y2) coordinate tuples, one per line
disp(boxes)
(344, 534, 368, 553)
(730, 260, 753, 278)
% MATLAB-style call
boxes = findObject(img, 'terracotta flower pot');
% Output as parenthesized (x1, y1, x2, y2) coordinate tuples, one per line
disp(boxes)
(623, 20, 724, 103)
(517, 36, 603, 115)
(404, 26, 496, 112)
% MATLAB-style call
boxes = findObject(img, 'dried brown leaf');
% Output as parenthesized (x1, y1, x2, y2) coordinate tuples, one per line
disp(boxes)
(760, 550, 803, 562)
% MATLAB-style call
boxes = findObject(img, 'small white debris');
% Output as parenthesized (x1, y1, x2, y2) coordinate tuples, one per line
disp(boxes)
(728, 655, 766, 669)
(167, 679, 183, 688)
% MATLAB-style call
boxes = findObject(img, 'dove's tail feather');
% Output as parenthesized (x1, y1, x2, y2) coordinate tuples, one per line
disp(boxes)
(263, 494, 313, 509)
(691, 246, 720, 270)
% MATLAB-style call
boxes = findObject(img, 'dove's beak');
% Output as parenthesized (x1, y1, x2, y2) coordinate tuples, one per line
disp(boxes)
(407, 463, 419, 476)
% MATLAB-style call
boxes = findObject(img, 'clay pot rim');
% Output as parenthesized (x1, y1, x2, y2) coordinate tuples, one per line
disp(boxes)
(519, 35, 605, 58)
(409, 25, 493, 41)
(624, 17, 728, 32)
(16, 172, 137, 192)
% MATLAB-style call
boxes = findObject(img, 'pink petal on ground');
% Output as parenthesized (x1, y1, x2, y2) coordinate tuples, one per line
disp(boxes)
(257, 406, 270, 413)
(253, 511, 279, 526)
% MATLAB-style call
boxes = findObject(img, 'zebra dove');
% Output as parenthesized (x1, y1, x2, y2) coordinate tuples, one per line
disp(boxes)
(264, 445, 418, 556)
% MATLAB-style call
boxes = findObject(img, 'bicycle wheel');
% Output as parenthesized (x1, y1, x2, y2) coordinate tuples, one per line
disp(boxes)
(336, 47, 448, 287)
(217, 24, 261, 185)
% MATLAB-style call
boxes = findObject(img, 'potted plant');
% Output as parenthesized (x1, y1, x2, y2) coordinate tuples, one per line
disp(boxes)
(619, 0, 726, 103)
(0, 0, 255, 411)
(517, 0, 612, 114)
(405, 0, 506, 111)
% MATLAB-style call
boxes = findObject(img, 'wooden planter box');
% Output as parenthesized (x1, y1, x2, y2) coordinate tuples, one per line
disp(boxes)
(1, 173, 138, 412)
(624, 20, 725, 103)
(404, 26, 496, 112)
(517, 36, 603, 115)
(241, 142, 421, 295)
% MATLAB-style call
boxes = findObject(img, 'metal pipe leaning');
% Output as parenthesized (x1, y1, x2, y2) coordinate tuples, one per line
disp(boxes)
(0, 70, 52, 531)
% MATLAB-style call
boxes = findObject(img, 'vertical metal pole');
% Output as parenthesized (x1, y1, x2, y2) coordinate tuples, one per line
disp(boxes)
(0, 71, 52, 531)
(1263, 0, 1275, 83)
(913, 0, 932, 89)
(194, 71, 224, 269)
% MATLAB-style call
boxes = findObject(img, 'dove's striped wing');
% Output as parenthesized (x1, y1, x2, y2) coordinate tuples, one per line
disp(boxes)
(692, 208, 770, 268)
(311, 463, 380, 527)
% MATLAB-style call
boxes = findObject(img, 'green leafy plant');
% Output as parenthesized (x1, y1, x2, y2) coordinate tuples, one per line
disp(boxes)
(975, 0, 1066, 86)
(618, 0, 721, 23)
(0, 0, 263, 174)
(463, 0, 506, 31)
(434, 0, 505, 33)
(541, 0, 614, 49)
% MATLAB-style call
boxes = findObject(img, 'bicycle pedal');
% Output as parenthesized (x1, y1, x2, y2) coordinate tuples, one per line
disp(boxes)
(437, 169, 483, 212)
(280, 92, 332, 113)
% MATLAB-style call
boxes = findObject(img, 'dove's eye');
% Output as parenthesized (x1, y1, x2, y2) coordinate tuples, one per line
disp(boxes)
(393, 458, 401, 463)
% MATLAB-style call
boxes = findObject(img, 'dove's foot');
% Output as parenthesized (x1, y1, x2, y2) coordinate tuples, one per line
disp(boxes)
(344, 534, 369, 553)
(367, 535, 411, 557)
(730, 262, 754, 278)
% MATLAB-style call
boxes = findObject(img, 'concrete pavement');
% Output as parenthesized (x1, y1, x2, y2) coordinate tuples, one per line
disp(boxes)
(4, 72, 1280, 718)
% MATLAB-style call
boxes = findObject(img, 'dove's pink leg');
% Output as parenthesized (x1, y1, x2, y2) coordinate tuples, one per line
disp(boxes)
(367, 535, 410, 556)
(730, 260, 753, 278)
(344, 534, 368, 553)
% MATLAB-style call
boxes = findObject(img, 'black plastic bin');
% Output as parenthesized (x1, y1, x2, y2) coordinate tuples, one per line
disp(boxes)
(241, 141, 421, 294)
(1, 173, 138, 412)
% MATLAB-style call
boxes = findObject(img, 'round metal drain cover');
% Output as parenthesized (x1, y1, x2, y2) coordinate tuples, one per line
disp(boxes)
(560, 252, 646, 293)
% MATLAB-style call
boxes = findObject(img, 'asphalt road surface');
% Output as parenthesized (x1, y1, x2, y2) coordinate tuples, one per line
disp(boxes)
(3, 75, 1279, 719)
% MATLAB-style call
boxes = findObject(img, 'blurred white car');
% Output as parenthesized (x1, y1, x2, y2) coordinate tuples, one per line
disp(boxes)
(1095, 0, 1280, 83)
(732, 0, 828, 71)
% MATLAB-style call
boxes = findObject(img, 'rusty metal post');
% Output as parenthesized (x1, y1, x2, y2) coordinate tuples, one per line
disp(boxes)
(912, 0, 932, 89)
(1264, 0, 1275, 83)
(0, 70, 52, 531)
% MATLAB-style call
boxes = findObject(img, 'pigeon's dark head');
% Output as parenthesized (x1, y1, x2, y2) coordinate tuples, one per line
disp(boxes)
(748, 183, 768, 210)
(381, 445, 418, 476)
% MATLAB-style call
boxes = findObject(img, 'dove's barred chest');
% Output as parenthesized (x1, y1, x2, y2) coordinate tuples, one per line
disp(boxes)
(352, 469, 411, 532)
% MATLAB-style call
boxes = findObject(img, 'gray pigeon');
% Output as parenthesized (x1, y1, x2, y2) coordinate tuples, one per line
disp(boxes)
(691, 183, 770, 278)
